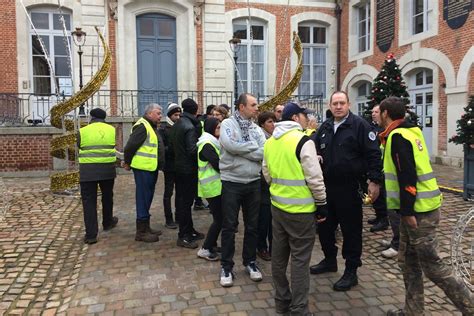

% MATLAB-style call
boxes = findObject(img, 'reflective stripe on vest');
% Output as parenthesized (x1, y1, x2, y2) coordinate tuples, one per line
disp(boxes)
(383, 127, 442, 212)
(264, 129, 316, 214)
(197, 140, 221, 198)
(79, 122, 116, 164)
(130, 118, 158, 171)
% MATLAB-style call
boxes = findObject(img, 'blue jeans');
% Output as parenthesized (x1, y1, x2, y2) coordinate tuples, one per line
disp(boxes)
(133, 168, 158, 220)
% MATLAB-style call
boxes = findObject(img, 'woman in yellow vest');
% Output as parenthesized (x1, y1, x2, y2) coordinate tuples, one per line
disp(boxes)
(196, 117, 222, 261)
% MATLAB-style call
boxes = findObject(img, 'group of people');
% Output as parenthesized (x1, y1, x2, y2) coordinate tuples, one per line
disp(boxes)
(77, 91, 473, 315)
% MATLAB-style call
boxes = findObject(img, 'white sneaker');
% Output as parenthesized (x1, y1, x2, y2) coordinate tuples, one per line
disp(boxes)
(220, 268, 234, 287)
(197, 248, 219, 261)
(245, 261, 263, 282)
(379, 239, 391, 248)
(381, 247, 398, 258)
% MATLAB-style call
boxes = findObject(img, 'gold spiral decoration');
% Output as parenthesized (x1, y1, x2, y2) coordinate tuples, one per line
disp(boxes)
(258, 31, 303, 112)
(50, 27, 112, 192)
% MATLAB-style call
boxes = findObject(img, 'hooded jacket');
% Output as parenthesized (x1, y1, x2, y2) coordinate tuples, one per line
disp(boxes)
(262, 121, 326, 205)
(219, 115, 266, 184)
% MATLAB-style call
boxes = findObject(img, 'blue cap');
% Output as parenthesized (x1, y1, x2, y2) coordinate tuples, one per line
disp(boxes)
(281, 102, 314, 120)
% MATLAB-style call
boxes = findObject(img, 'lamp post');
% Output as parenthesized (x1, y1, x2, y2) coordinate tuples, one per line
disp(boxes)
(72, 27, 87, 116)
(229, 37, 241, 105)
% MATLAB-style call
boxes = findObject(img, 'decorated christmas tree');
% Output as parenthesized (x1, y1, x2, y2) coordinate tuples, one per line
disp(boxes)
(449, 96, 474, 146)
(364, 53, 419, 126)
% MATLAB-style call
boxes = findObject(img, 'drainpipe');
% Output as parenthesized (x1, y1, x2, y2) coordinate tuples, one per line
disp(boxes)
(335, 2, 342, 91)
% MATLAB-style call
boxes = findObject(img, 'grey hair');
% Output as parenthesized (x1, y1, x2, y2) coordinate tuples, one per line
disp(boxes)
(144, 103, 162, 115)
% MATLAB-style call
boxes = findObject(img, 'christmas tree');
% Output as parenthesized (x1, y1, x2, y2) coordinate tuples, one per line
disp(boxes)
(449, 96, 474, 146)
(364, 53, 419, 126)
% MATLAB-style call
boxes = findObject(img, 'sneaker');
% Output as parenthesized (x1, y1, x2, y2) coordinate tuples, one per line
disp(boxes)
(191, 230, 205, 241)
(245, 261, 263, 282)
(103, 216, 119, 231)
(387, 308, 405, 316)
(165, 220, 178, 229)
(177, 237, 198, 249)
(220, 268, 234, 287)
(257, 249, 271, 261)
(379, 239, 391, 248)
(193, 202, 209, 211)
(197, 248, 219, 261)
(84, 236, 97, 244)
(381, 247, 398, 258)
(370, 217, 389, 232)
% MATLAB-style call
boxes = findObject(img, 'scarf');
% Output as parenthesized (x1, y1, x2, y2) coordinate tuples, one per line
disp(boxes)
(379, 119, 405, 146)
(234, 110, 252, 142)
(166, 116, 175, 126)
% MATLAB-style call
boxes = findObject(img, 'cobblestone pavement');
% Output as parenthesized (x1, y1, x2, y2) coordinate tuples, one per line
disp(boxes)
(0, 165, 472, 315)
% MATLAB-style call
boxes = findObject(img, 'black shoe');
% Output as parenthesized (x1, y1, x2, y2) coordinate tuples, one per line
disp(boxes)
(84, 236, 98, 244)
(310, 258, 337, 275)
(333, 269, 358, 291)
(367, 216, 378, 225)
(370, 217, 389, 232)
(386, 308, 405, 316)
(165, 220, 178, 229)
(177, 237, 198, 249)
(103, 216, 119, 231)
(191, 230, 205, 241)
(193, 201, 209, 211)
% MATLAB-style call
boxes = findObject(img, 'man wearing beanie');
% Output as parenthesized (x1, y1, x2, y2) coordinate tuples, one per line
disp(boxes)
(158, 103, 182, 229)
(170, 98, 204, 249)
(218, 93, 266, 287)
(77, 108, 118, 244)
(123, 103, 165, 243)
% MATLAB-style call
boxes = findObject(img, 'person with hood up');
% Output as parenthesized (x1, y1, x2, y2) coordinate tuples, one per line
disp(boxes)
(263, 102, 328, 315)
(196, 117, 222, 261)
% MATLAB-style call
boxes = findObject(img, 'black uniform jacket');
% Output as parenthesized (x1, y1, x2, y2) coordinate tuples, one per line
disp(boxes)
(311, 111, 383, 186)
(170, 112, 202, 174)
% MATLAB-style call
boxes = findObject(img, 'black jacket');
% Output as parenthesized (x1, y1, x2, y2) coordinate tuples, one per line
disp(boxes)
(124, 116, 165, 171)
(158, 121, 176, 172)
(170, 112, 202, 174)
(312, 111, 383, 186)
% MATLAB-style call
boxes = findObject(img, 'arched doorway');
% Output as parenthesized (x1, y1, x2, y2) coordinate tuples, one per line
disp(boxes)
(136, 13, 177, 115)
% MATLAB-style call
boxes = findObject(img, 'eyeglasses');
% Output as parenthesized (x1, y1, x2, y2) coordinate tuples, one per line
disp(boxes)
(276, 110, 282, 113)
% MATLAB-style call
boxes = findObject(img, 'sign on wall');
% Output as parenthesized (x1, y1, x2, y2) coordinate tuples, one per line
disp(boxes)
(443, 0, 472, 29)
(376, 0, 395, 53)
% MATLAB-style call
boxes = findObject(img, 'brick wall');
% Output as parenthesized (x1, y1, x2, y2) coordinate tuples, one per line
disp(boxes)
(0, 134, 52, 172)
(0, 0, 18, 93)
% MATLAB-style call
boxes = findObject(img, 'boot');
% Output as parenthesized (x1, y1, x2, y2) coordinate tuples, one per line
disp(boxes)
(135, 220, 159, 242)
(146, 218, 162, 236)
(163, 198, 177, 229)
(310, 258, 337, 275)
(333, 268, 358, 291)
(370, 217, 389, 232)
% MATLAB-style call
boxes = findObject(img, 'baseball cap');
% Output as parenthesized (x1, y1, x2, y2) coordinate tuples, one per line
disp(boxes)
(281, 102, 314, 121)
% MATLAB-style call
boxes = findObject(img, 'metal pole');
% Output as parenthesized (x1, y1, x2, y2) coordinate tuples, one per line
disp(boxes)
(233, 52, 238, 105)
(78, 46, 85, 116)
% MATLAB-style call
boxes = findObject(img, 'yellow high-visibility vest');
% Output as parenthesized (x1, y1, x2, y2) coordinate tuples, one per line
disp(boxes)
(197, 141, 221, 198)
(130, 118, 158, 171)
(79, 122, 116, 164)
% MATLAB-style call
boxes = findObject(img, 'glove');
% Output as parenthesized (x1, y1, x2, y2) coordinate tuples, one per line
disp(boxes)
(315, 204, 328, 220)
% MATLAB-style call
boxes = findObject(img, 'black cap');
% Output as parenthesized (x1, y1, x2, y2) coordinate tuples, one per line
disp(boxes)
(90, 108, 106, 120)
(281, 102, 314, 121)
(182, 98, 198, 114)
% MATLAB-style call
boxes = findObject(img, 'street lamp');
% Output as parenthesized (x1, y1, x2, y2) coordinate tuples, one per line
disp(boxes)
(229, 37, 241, 105)
(72, 27, 87, 116)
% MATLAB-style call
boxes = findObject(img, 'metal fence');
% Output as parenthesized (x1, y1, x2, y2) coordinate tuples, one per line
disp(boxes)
(0, 90, 234, 126)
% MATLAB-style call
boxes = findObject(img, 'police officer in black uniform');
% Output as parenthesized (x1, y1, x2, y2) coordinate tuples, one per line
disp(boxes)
(309, 91, 383, 291)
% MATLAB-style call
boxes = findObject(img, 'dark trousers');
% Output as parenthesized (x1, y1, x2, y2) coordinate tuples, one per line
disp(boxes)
(202, 196, 222, 250)
(175, 172, 197, 239)
(373, 182, 387, 219)
(388, 209, 401, 250)
(132, 169, 158, 220)
(257, 201, 272, 252)
(163, 171, 176, 222)
(318, 182, 362, 270)
(272, 206, 315, 315)
(221, 180, 260, 270)
(80, 179, 115, 239)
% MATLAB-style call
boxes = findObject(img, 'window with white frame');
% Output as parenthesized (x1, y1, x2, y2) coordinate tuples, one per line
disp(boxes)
(355, 82, 371, 116)
(357, 2, 370, 53)
(30, 10, 72, 95)
(412, 0, 432, 35)
(298, 24, 327, 98)
(233, 19, 266, 97)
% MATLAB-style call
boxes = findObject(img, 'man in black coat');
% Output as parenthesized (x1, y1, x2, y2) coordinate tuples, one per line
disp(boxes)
(310, 91, 383, 291)
(170, 98, 204, 249)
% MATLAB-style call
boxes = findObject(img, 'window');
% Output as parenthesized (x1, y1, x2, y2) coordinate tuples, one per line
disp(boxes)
(298, 24, 327, 98)
(233, 19, 266, 97)
(412, 0, 431, 34)
(355, 82, 371, 116)
(357, 2, 370, 53)
(30, 10, 72, 95)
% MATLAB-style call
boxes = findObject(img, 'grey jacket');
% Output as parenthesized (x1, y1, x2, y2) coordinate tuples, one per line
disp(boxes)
(219, 115, 266, 184)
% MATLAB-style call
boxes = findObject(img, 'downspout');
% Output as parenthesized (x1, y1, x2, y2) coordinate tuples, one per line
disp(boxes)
(335, 2, 342, 91)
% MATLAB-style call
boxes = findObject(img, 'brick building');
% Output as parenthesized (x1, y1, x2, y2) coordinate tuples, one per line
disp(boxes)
(0, 0, 472, 174)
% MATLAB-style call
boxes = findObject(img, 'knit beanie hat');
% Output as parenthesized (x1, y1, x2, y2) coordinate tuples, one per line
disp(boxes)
(167, 103, 182, 118)
(182, 98, 198, 114)
(90, 108, 106, 119)
(204, 117, 220, 137)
